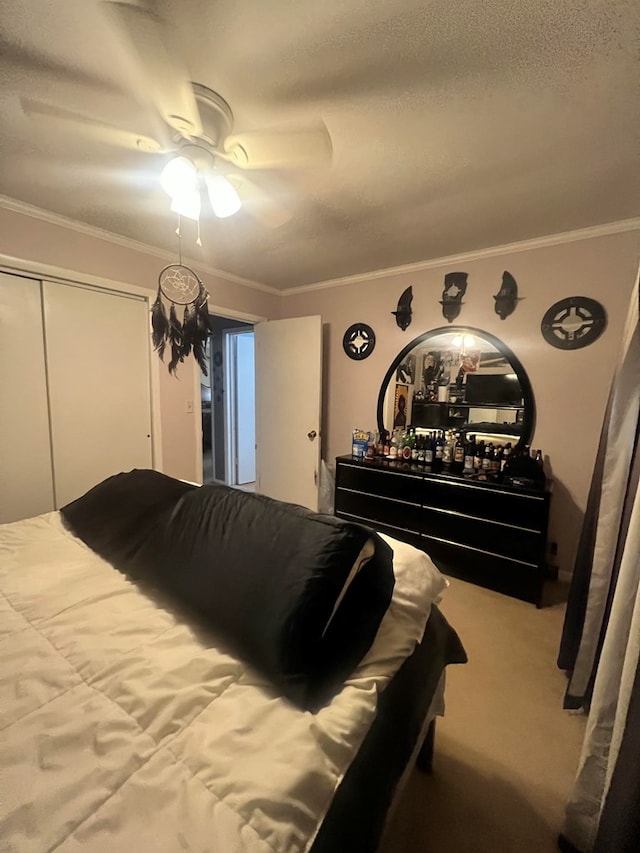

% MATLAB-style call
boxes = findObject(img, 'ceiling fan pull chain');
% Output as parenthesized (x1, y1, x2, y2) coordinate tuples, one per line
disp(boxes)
(196, 219, 202, 247)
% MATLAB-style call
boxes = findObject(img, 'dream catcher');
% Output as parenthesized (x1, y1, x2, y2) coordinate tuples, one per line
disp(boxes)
(151, 258, 210, 376)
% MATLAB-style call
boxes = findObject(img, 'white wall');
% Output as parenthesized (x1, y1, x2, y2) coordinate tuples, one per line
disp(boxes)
(278, 228, 640, 576)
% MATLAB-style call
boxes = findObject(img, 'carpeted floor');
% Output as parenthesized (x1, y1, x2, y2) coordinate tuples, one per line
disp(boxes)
(379, 576, 586, 853)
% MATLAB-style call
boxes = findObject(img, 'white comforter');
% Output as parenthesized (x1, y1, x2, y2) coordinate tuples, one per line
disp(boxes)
(0, 512, 446, 853)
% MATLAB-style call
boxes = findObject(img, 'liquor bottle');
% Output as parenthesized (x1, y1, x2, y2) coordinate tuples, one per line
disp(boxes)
(482, 443, 493, 471)
(401, 430, 413, 460)
(464, 435, 476, 474)
(389, 429, 400, 459)
(501, 442, 512, 472)
(435, 430, 445, 464)
(535, 449, 544, 467)
(424, 431, 435, 465)
(410, 429, 419, 461)
(417, 434, 426, 463)
(492, 444, 503, 475)
(453, 432, 465, 473)
(442, 430, 453, 467)
(474, 439, 484, 471)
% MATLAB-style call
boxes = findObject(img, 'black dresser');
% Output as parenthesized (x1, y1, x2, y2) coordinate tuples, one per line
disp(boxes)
(334, 455, 551, 606)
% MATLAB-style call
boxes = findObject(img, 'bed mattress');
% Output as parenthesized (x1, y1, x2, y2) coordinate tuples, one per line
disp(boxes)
(0, 511, 450, 853)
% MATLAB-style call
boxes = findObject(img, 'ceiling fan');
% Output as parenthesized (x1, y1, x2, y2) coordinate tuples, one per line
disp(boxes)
(19, 1, 333, 228)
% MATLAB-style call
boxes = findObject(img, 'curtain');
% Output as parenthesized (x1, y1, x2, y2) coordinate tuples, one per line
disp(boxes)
(559, 269, 640, 852)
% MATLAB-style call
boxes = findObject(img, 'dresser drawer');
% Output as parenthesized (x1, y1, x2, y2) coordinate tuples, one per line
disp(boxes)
(421, 478, 548, 529)
(420, 506, 544, 565)
(335, 489, 422, 536)
(336, 461, 424, 504)
(419, 537, 545, 605)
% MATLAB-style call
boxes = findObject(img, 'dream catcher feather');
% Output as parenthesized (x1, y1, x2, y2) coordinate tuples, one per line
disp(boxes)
(151, 263, 210, 375)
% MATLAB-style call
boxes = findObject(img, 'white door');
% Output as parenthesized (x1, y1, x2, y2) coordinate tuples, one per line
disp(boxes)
(42, 281, 153, 507)
(0, 273, 55, 522)
(255, 315, 322, 510)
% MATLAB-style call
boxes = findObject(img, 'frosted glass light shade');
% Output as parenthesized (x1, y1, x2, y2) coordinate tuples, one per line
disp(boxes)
(170, 190, 201, 221)
(206, 175, 241, 218)
(160, 156, 198, 198)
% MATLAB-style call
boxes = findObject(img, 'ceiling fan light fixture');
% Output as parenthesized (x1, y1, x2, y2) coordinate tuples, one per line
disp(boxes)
(205, 174, 241, 218)
(160, 155, 198, 199)
(170, 189, 201, 221)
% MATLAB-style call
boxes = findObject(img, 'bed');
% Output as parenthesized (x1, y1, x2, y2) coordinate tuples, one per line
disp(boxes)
(0, 470, 466, 853)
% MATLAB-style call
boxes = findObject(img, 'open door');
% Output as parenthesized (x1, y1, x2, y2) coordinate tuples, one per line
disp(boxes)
(255, 316, 322, 510)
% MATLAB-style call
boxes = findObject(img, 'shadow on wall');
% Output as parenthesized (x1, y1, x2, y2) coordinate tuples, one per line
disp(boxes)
(546, 468, 584, 579)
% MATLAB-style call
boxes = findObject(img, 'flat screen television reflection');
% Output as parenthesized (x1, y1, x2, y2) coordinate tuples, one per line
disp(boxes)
(464, 373, 522, 406)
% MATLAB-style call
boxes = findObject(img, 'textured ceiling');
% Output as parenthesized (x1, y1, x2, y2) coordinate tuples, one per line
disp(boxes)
(0, 0, 638, 290)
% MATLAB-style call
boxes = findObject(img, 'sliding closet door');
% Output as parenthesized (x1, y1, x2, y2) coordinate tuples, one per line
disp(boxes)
(0, 273, 55, 522)
(42, 281, 153, 507)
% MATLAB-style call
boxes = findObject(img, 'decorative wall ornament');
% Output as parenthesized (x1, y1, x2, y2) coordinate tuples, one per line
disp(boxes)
(494, 270, 520, 320)
(541, 296, 607, 350)
(441, 272, 467, 322)
(343, 323, 376, 360)
(151, 262, 210, 375)
(392, 286, 413, 330)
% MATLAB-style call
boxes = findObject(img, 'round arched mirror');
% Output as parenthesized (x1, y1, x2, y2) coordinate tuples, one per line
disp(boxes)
(376, 326, 535, 448)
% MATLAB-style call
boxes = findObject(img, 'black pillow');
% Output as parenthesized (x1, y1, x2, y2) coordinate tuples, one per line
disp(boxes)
(61, 469, 197, 574)
(62, 472, 394, 710)
(157, 484, 395, 709)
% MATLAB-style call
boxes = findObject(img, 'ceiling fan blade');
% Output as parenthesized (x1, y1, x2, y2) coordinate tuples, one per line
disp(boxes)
(1, 40, 120, 109)
(101, 1, 202, 139)
(223, 124, 332, 170)
(20, 97, 167, 153)
(231, 174, 293, 229)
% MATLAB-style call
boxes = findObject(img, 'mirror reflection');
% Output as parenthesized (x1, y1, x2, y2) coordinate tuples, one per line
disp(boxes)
(378, 327, 534, 447)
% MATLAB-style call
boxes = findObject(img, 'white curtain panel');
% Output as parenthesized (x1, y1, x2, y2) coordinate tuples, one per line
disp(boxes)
(562, 275, 640, 851)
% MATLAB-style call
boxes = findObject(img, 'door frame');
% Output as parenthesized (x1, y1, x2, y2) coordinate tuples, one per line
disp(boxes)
(223, 326, 256, 486)
(195, 305, 266, 485)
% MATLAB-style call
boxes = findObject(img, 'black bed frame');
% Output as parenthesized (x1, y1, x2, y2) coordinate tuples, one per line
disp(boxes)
(310, 605, 466, 853)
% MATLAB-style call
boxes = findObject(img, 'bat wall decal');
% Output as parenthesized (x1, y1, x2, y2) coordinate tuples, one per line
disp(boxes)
(494, 270, 520, 320)
(392, 286, 413, 330)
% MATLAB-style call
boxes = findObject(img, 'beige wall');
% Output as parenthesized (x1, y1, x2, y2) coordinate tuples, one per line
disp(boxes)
(280, 230, 640, 576)
(0, 205, 280, 483)
(2, 202, 638, 575)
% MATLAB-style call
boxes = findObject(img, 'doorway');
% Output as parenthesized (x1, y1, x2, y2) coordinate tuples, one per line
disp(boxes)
(201, 315, 255, 487)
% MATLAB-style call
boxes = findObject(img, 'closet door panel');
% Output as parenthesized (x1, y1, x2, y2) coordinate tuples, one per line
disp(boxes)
(0, 273, 55, 522)
(42, 282, 153, 507)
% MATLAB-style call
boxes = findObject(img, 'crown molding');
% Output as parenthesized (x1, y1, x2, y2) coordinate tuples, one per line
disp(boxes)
(3, 194, 638, 299)
(0, 194, 280, 296)
(282, 217, 640, 296)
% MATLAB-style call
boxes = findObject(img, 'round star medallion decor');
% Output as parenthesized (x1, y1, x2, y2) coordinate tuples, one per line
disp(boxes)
(343, 323, 376, 360)
(541, 297, 607, 350)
